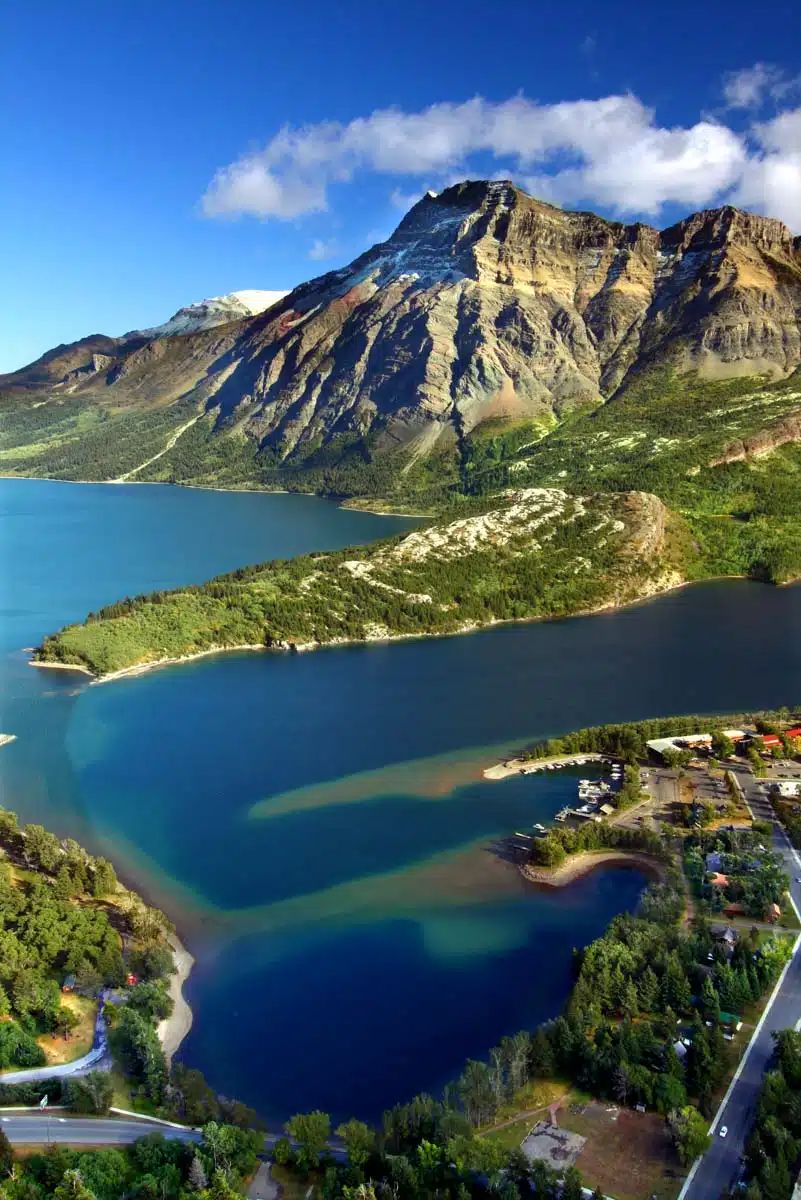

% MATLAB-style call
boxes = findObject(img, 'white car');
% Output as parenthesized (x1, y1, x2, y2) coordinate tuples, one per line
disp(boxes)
(719, 1126, 728, 1139)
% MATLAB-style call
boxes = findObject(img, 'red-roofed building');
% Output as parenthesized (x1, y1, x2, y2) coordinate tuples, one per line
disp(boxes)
(785, 727, 801, 740)
(755, 733, 782, 749)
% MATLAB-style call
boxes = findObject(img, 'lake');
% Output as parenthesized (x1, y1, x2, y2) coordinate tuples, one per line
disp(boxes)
(2, 478, 801, 1122)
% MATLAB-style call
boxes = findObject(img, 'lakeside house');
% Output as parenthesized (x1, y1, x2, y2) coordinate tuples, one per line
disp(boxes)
(709, 872, 729, 888)
(711, 926, 738, 954)
(751, 732, 782, 750)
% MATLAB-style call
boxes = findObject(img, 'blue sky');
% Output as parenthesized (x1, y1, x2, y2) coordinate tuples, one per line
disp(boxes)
(2, 0, 800, 372)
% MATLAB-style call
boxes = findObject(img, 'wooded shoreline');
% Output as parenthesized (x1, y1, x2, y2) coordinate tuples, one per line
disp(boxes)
(521, 849, 668, 888)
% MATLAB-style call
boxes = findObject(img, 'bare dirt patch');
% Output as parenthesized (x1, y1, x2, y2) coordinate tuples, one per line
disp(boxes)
(558, 1101, 684, 1200)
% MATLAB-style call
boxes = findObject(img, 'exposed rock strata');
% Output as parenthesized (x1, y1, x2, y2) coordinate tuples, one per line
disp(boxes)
(4, 184, 801, 477)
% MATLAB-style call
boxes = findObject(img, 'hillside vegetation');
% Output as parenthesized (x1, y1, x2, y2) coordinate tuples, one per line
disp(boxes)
(458, 368, 801, 584)
(34, 487, 678, 677)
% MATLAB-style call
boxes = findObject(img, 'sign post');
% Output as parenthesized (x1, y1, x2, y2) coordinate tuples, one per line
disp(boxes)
(39, 1094, 50, 1144)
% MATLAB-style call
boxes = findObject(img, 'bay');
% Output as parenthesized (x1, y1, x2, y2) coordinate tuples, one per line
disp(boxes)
(1, 478, 800, 1121)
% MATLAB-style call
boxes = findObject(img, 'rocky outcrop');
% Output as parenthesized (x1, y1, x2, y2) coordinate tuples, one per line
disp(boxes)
(4, 184, 801, 479)
(62, 352, 115, 384)
(708, 406, 801, 466)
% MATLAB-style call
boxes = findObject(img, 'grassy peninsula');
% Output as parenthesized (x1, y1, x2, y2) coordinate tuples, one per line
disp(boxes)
(33, 487, 680, 678)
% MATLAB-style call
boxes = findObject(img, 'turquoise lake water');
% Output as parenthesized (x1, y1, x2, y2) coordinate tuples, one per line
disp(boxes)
(2, 478, 800, 1121)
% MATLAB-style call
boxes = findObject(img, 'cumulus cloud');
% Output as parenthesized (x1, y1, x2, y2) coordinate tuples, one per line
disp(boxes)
(201, 80, 801, 230)
(307, 238, 339, 261)
(731, 106, 801, 227)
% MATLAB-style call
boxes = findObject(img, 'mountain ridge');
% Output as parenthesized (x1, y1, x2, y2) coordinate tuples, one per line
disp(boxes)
(1, 181, 800, 495)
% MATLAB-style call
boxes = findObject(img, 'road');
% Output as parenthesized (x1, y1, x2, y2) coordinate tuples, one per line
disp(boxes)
(0, 1115, 201, 1146)
(0, 996, 110, 1083)
(682, 768, 801, 1199)
(247, 1160, 280, 1200)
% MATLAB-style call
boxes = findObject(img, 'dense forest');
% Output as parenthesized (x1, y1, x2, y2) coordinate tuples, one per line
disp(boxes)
(0, 809, 124, 1071)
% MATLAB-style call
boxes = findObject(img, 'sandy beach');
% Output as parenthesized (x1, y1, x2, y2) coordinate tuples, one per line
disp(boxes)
(30, 660, 94, 677)
(520, 849, 667, 888)
(157, 932, 195, 1065)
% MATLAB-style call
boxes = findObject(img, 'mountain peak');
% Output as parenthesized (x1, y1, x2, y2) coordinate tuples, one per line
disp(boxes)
(134, 289, 289, 340)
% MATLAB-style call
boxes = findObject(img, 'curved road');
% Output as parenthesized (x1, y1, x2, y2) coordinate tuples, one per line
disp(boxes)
(681, 768, 801, 1199)
(0, 997, 110, 1085)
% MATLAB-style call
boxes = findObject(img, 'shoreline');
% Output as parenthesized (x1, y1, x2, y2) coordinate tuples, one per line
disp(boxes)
(157, 932, 195, 1065)
(484, 752, 605, 780)
(0, 472, 427, 517)
(29, 574, 697, 685)
(520, 849, 667, 888)
(29, 659, 94, 677)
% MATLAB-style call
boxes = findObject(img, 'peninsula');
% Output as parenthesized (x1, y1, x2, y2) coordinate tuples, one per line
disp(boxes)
(31, 487, 681, 678)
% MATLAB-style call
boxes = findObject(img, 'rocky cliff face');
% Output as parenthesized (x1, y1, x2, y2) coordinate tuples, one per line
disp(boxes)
(4, 183, 801, 478)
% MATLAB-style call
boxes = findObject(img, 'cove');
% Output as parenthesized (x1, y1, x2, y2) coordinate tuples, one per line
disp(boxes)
(2, 480, 801, 1122)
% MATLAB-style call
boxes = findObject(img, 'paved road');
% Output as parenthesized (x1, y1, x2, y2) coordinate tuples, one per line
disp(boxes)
(682, 769, 801, 1199)
(0, 1115, 201, 1146)
(0, 1114, 348, 1166)
(247, 1160, 280, 1200)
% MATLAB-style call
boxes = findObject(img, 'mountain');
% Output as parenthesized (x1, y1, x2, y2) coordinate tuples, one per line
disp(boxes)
(0, 290, 287, 394)
(132, 289, 289, 339)
(1, 181, 800, 505)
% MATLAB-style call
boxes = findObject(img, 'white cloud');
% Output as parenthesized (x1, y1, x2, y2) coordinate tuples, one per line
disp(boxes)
(722, 63, 793, 109)
(307, 238, 339, 261)
(201, 86, 801, 230)
(731, 107, 801, 228)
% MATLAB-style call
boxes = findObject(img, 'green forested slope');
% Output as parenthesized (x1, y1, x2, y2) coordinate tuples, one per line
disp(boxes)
(34, 488, 676, 676)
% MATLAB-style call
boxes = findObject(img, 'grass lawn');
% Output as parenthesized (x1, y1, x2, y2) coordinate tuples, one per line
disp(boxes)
(480, 1078, 568, 1134)
(483, 1114, 546, 1152)
(558, 1101, 685, 1200)
(38, 994, 96, 1065)
(106, 1065, 159, 1117)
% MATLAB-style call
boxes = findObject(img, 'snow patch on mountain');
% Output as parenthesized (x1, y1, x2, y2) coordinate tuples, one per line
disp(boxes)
(134, 289, 288, 339)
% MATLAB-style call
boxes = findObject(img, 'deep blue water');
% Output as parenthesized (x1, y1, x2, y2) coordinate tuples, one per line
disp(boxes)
(2, 478, 801, 1121)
